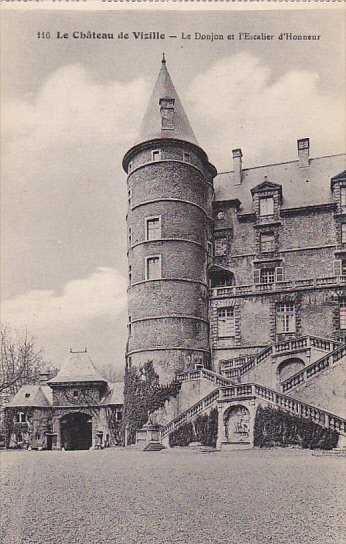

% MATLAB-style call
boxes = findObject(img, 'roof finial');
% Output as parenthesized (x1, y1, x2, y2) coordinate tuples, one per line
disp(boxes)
(162, 52, 166, 65)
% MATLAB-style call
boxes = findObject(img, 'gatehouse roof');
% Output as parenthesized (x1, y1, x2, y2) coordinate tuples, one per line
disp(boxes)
(48, 350, 107, 385)
(101, 382, 124, 405)
(6, 385, 53, 408)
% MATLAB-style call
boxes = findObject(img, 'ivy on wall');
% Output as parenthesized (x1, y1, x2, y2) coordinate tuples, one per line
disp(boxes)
(169, 408, 218, 448)
(254, 405, 339, 450)
(122, 361, 181, 444)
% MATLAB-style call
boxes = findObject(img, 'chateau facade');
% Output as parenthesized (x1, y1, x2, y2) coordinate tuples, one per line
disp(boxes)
(5, 58, 346, 450)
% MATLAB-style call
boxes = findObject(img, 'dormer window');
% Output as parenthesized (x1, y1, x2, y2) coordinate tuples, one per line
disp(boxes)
(152, 150, 161, 161)
(259, 197, 274, 217)
(159, 97, 175, 130)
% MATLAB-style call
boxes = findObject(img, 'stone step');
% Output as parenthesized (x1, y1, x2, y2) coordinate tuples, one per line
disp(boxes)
(143, 442, 166, 452)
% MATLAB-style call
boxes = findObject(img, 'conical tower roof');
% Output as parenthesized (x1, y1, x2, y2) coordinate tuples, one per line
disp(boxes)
(134, 55, 198, 147)
(48, 350, 106, 384)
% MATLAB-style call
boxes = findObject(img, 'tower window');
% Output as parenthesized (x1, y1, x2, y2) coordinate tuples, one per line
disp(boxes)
(128, 189, 132, 207)
(183, 152, 191, 163)
(128, 227, 132, 246)
(152, 150, 161, 162)
(276, 303, 296, 333)
(128, 265, 132, 285)
(217, 307, 235, 338)
(128, 161, 133, 173)
(259, 197, 274, 217)
(146, 256, 161, 280)
(260, 233, 275, 253)
(146, 217, 161, 241)
(339, 298, 346, 330)
(128, 315, 132, 336)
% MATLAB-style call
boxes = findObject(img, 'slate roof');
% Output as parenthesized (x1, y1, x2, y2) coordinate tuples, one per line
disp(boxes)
(48, 351, 107, 384)
(214, 154, 346, 213)
(6, 385, 53, 408)
(134, 56, 198, 147)
(101, 382, 124, 406)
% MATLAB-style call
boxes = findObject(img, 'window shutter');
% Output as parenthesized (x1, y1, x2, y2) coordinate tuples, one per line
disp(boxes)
(254, 269, 261, 284)
(276, 267, 284, 282)
(334, 259, 342, 276)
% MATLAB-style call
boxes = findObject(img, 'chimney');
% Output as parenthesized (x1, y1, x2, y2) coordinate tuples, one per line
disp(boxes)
(232, 148, 243, 184)
(297, 138, 310, 168)
(38, 372, 51, 384)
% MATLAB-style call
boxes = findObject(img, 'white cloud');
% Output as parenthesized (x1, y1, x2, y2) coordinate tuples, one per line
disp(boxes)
(1, 267, 127, 332)
(186, 53, 345, 170)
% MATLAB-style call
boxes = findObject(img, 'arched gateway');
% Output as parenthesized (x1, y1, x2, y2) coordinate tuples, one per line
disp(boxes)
(60, 412, 92, 450)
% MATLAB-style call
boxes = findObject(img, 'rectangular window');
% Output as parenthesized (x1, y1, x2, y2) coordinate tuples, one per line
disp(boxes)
(128, 189, 132, 207)
(341, 187, 346, 207)
(276, 303, 296, 333)
(128, 227, 132, 246)
(259, 197, 274, 217)
(207, 241, 213, 258)
(334, 259, 346, 276)
(16, 412, 26, 423)
(217, 307, 235, 338)
(215, 237, 227, 256)
(261, 268, 275, 284)
(128, 315, 132, 336)
(152, 150, 161, 161)
(128, 265, 132, 285)
(340, 299, 346, 330)
(260, 233, 275, 253)
(342, 223, 346, 243)
(73, 390, 79, 398)
(183, 152, 191, 163)
(146, 256, 161, 280)
(146, 217, 161, 240)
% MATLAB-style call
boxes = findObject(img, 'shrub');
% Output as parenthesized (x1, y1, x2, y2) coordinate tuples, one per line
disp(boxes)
(254, 405, 339, 450)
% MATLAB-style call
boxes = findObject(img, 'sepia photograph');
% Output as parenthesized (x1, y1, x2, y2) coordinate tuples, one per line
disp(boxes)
(1, 3, 345, 543)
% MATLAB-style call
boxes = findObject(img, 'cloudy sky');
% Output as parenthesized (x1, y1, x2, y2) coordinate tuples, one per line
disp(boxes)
(1, 8, 345, 373)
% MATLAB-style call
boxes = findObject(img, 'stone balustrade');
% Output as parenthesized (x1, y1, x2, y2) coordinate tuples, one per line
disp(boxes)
(176, 367, 234, 387)
(281, 344, 346, 393)
(161, 388, 220, 438)
(211, 275, 346, 298)
(220, 335, 340, 379)
(219, 383, 346, 435)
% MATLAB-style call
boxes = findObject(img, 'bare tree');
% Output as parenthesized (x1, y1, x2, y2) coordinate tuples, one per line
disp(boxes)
(0, 324, 56, 398)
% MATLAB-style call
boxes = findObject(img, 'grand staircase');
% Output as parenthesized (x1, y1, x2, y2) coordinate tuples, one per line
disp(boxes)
(159, 337, 346, 448)
(220, 335, 341, 380)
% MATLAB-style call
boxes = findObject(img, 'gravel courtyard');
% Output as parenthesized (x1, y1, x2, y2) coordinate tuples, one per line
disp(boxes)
(1, 447, 345, 544)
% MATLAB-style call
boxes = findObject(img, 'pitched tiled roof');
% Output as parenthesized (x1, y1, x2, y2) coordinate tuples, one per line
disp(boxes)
(134, 57, 198, 147)
(48, 351, 106, 384)
(101, 382, 124, 405)
(6, 385, 53, 408)
(215, 154, 346, 213)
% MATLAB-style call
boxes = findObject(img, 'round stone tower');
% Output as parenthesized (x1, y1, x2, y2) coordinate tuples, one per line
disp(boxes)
(122, 56, 217, 383)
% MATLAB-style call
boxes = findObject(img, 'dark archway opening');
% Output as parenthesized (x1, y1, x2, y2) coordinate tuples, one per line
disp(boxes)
(60, 412, 92, 450)
(277, 358, 305, 383)
(210, 270, 235, 288)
